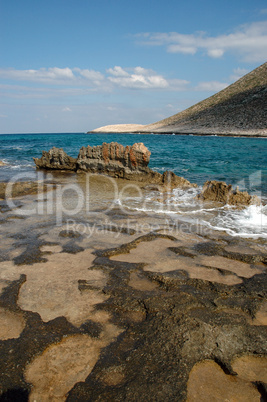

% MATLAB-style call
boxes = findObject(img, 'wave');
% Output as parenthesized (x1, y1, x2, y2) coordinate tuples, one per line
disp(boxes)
(210, 204, 267, 238)
(10, 164, 35, 169)
(122, 187, 267, 239)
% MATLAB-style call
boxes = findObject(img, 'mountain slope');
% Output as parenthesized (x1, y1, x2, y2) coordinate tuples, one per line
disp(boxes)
(89, 62, 267, 136)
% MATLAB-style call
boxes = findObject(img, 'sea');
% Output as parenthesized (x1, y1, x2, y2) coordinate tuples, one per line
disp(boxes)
(0, 132, 266, 239)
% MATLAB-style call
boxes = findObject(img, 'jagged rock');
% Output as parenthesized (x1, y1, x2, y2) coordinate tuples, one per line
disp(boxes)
(33, 143, 195, 189)
(77, 142, 151, 176)
(161, 171, 195, 189)
(33, 147, 77, 171)
(198, 180, 260, 206)
(0, 161, 6, 166)
(76, 142, 196, 188)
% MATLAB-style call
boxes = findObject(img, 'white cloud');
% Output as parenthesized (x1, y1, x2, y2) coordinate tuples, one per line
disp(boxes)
(107, 66, 170, 89)
(107, 66, 129, 77)
(230, 67, 249, 81)
(0, 65, 186, 91)
(0, 65, 244, 97)
(168, 45, 196, 54)
(62, 107, 72, 112)
(0, 67, 75, 83)
(73, 68, 104, 83)
(1, 65, 232, 96)
(0, 83, 100, 99)
(136, 21, 267, 62)
(0, 67, 105, 87)
(195, 81, 229, 92)
(207, 49, 224, 58)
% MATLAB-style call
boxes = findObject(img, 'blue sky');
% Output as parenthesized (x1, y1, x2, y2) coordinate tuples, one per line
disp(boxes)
(0, 0, 267, 133)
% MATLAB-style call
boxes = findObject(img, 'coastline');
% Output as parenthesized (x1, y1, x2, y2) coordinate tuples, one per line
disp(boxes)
(88, 124, 267, 137)
(0, 171, 266, 400)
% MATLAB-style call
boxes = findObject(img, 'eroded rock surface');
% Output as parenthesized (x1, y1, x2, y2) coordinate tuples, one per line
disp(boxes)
(186, 360, 261, 401)
(25, 330, 121, 402)
(0, 215, 266, 401)
(33, 142, 195, 188)
(198, 180, 260, 206)
(77, 142, 151, 175)
(33, 147, 77, 171)
(0, 307, 25, 340)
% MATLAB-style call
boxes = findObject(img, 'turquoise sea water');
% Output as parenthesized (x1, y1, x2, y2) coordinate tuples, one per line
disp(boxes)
(0, 133, 266, 188)
(0, 133, 266, 238)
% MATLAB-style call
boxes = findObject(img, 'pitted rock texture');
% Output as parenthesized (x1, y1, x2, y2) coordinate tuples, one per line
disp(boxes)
(77, 142, 151, 176)
(198, 180, 260, 206)
(33, 147, 77, 171)
(0, 223, 266, 401)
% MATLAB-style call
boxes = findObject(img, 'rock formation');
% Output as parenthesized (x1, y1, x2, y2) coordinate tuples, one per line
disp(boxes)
(198, 180, 260, 206)
(33, 145, 261, 207)
(33, 147, 77, 171)
(33, 142, 195, 189)
(77, 142, 151, 177)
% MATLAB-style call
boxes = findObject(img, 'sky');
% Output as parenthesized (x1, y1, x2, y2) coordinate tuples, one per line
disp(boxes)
(0, 0, 267, 134)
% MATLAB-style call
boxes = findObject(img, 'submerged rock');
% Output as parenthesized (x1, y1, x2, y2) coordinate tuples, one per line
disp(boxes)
(198, 180, 260, 206)
(33, 147, 77, 171)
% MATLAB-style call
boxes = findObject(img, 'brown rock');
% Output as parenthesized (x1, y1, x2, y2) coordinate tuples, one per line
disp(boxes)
(0, 161, 6, 166)
(77, 142, 151, 175)
(33, 142, 196, 189)
(33, 147, 77, 171)
(186, 359, 261, 401)
(197, 180, 260, 206)
(162, 171, 195, 189)
(0, 181, 52, 200)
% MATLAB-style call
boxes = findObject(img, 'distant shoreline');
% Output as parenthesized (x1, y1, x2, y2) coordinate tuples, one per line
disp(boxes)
(88, 131, 267, 138)
(87, 128, 267, 138)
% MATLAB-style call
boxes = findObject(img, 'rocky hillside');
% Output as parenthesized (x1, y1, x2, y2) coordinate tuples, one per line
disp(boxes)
(89, 62, 267, 137)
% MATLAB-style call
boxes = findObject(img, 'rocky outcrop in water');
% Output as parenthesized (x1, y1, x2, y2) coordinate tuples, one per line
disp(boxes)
(33, 147, 77, 171)
(198, 180, 260, 206)
(77, 142, 151, 176)
(33, 142, 195, 189)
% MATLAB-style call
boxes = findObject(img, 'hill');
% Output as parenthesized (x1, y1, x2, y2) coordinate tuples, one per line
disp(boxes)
(89, 62, 267, 137)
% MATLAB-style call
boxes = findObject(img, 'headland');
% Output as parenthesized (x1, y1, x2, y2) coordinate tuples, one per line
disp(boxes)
(89, 62, 267, 137)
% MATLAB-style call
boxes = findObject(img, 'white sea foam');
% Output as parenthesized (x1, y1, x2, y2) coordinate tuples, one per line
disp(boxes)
(122, 186, 267, 239)
(205, 204, 267, 238)
(237, 204, 267, 228)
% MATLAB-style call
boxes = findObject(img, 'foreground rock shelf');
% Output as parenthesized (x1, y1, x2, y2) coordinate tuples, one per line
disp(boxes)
(0, 164, 266, 400)
(0, 226, 266, 401)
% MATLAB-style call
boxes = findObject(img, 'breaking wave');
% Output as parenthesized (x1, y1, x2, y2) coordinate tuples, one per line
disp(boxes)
(122, 187, 267, 239)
